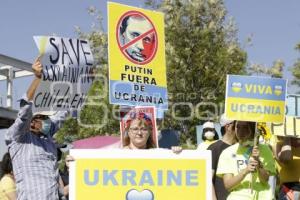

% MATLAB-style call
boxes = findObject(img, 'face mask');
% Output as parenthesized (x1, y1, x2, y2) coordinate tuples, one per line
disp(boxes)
(41, 119, 52, 136)
(204, 131, 215, 141)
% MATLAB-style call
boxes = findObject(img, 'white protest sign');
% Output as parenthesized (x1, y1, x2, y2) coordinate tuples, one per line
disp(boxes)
(33, 36, 94, 112)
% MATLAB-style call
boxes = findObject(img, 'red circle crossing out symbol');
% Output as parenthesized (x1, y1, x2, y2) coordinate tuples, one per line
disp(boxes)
(117, 11, 158, 65)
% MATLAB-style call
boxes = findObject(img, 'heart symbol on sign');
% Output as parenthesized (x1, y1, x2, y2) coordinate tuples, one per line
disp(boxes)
(126, 189, 154, 200)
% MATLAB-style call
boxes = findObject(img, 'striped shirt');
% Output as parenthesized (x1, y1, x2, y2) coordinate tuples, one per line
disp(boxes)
(5, 100, 68, 200)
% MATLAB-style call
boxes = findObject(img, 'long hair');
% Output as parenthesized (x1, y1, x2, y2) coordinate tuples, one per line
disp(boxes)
(0, 152, 13, 179)
(123, 112, 156, 149)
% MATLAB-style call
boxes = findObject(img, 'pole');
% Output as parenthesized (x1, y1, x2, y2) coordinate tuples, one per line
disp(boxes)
(251, 122, 260, 194)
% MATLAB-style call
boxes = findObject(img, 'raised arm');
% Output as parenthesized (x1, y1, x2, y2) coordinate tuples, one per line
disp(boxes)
(5, 56, 43, 144)
(276, 137, 292, 163)
(27, 56, 42, 101)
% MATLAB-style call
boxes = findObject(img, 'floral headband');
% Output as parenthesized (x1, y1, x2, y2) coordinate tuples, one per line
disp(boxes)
(125, 111, 152, 130)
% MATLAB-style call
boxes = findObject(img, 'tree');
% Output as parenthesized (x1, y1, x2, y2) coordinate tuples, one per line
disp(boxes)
(248, 59, 284, 78)
(55, 6, 120, 144)
(291, 43, 300, 92)
(56, 1, 248, 146)
(146, 0, 247, 145)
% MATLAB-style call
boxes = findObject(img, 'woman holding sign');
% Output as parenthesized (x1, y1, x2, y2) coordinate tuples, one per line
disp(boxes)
(217, 121, 276, 200)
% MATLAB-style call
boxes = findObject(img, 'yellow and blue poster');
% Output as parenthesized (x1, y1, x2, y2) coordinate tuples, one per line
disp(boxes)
(225, 75, 287, 123)
(108, 2, 167, 109)
(70, 149, 211, 200)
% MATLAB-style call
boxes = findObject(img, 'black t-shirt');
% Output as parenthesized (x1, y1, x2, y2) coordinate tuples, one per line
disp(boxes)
(207, 140, 231, 200)
(60, 169, 69, 200)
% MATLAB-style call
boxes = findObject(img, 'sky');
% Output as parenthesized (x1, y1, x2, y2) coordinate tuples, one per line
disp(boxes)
(0, 0, 300, 156)
(225, 0, 300, 93)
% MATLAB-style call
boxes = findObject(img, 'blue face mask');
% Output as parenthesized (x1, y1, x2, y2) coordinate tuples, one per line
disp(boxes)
(41, 119, 52, 136)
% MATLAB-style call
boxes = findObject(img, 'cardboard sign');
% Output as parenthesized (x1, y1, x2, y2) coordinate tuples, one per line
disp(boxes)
(70, 149, 212, 200)
(271, 116, 300, 137)
(33, 36, 94, 112)
(225, 75, 287, 123)
(120, 106, 158, 148)
(108, 2, 168, 109)
(286, 94, 300, 116)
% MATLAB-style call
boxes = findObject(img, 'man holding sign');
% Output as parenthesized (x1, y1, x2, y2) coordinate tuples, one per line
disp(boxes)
(5, 57, 69, 200)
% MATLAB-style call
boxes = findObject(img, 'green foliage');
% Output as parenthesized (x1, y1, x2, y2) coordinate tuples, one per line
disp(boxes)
(291, 43, 300, 92)
(248, 59, 284, 78)
(56, 1, 248, 146)
(55, 6, 120, 143)
(146, 0, 247, 144)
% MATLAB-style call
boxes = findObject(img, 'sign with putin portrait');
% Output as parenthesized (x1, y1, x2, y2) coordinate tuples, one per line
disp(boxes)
(108, 2, 168, 109)
(225, 75, 287, 123)
(69, 149, 211, 200)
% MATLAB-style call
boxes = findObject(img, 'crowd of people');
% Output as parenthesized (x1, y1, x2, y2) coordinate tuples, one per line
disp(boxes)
(1, 57, 299, 200)
(197, 117, 300, 200)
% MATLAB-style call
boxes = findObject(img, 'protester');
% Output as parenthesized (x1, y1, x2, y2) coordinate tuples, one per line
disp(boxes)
(123, 112, 156, 149)
(197, 121, 219, 151)
(217, 121, 276, 200)
(5, 56, 69, 200)
(59, 155, 72, 200)
(275, 136, 300, 200)
(0, 152, 16, 200)
(208, 114, 236, 200)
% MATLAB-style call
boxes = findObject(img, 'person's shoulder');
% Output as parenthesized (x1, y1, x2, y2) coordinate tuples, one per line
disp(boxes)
(1, 175, 15, 185)
(221, 143, 238, 154)
(207, 140, 223, 150)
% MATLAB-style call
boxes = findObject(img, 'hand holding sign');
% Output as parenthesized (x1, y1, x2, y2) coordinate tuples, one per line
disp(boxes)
(32, 56, 43, 79)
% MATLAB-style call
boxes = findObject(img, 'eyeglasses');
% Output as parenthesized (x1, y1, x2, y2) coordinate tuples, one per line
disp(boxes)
(129, 127, 150, 134)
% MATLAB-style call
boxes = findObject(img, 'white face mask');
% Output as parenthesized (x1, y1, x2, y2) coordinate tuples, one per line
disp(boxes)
(204, 131, 215, 141)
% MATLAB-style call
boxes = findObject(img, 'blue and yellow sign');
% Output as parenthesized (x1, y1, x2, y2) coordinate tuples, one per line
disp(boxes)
(108, 2, 167, 109)
(225, 75, 287, 123)
(70, 149, 211, 200)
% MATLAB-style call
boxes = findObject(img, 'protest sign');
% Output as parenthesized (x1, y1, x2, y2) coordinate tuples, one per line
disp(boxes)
(286, 94, 300, 116)
(70, 149, 211, 200)
(108, 2, 168, 109)
(33, 36, 94, 112)
(270, 94, 300, 137)
(271, 116, 300, 137)
(225, 75, 287, 123)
